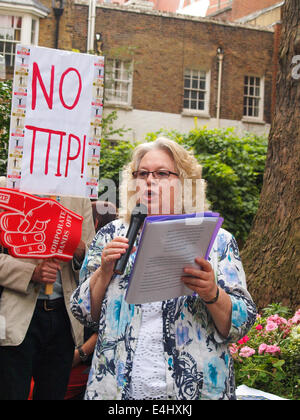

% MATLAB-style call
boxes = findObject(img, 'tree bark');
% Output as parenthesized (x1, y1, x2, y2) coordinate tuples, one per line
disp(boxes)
(241, 0, 300, 311)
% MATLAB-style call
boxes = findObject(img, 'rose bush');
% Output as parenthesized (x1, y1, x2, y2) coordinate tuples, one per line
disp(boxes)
(230, 304, 300, 400)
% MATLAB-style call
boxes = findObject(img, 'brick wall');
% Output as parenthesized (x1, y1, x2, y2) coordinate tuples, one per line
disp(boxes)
(38, 0, 78, 50)
(38, 3, 274, 123)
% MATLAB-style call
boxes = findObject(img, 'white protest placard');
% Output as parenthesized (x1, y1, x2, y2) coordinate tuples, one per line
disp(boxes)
(7, 45, 104, 198)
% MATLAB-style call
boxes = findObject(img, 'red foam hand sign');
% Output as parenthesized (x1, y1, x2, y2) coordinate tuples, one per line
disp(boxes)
(0, 188, 83, 261)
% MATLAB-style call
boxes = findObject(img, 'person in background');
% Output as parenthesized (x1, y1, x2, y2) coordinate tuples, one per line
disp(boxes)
(92, 200, 118, 233)
(70, 137, 257, 400)
(0, 176, 95, 400)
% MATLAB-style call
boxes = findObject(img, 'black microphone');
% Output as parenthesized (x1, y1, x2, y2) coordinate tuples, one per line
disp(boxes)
(114, 203, 148, 275)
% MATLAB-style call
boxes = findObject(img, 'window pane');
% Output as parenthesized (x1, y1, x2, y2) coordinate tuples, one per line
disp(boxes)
(183, 68, 207, 111)
(244, 75, 262, 117)
(105, 58, 132, 104)
(192, 78, 198, 89)
(198, 91, 205, 101)
(114, 68, 121, 79)
(184, 89, 189, 99)
(198, 101, 204, 111)
(199, 80, 206, 90)
(184, 77, 190, 88)
(121, 92, 128, 102)
(183, 100, 189, 109)
(5, 42, 12, 54)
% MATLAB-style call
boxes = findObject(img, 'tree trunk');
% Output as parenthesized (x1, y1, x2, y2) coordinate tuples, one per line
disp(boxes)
(241, 0, 300, 311)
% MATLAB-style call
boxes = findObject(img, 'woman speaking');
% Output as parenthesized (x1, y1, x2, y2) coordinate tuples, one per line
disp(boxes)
(70, 137, 256, 400)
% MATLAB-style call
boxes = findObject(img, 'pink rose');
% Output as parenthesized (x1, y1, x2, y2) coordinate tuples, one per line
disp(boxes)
(267, 315, 287, 325)
(258, 343, 280, 355)
(259, 343, 268, 354)
(255, 324, 263, 330)
(291, 309, 300, 324)
(239, 346, 255, 358)
(266, 345, 281, 354)
(266, 321, 278, 331)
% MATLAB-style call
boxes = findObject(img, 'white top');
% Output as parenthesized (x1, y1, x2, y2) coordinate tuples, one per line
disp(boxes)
(129, 301, 167, 400)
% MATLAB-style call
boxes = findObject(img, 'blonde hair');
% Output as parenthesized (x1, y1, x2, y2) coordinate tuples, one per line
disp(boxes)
(119, 137, 209, 222)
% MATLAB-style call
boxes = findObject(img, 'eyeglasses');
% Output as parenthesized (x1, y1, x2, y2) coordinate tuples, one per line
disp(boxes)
(132, 170, 179, 180)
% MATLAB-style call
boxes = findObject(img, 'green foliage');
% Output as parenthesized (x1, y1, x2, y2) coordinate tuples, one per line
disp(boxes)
(230, 304, 300, 400)
(144, 125, 268, 246)
(0, 80, 12, 176)
(262, 303, 293, 319)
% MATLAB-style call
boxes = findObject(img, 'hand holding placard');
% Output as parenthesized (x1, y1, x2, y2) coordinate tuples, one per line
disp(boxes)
(31, 258, 62, 295)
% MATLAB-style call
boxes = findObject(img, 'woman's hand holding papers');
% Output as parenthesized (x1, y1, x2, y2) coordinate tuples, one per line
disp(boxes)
(181, 257, 217, 303)
(182, 257, 232, 338)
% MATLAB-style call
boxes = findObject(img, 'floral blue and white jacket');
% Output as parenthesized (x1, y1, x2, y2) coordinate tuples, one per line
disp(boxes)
(70, 219, 257, 400)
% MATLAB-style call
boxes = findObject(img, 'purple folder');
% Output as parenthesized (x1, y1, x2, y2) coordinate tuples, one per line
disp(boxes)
(125, 212, 224, 303)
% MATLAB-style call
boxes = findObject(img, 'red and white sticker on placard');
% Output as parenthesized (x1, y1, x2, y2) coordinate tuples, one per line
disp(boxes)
(0, 188, 83, 261)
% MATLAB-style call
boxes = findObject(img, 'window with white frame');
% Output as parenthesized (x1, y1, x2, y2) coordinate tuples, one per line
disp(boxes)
(105, 59, 133, 106)
(0, 13, 41, 72)
(183, 69, 210, 114)
(243, 76, 264, 119)
(0, 15, 22, 68)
